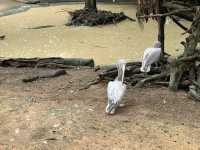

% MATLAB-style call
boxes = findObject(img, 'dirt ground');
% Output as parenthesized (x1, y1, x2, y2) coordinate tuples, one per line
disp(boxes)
(0, 67, 200, 150)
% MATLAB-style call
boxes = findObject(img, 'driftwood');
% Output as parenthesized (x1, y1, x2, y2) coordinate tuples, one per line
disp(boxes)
(25, 25, 55, 30)
(66, 9, 135, 27)
(0, 35, 5, 40)
(0, 58, 95, 68)
(22, 69, 67, 82)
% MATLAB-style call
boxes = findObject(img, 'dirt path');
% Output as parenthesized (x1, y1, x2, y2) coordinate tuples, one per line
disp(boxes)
(0, 67, 200, 149)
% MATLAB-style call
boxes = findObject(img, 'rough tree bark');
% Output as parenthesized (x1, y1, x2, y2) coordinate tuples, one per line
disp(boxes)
(158, 0, 166, 57)
(169, 11, 200, 91)
(85, 0, 97, 11)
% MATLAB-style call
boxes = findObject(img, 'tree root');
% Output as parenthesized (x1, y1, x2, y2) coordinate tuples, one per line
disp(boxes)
(134, 72, 169, 88)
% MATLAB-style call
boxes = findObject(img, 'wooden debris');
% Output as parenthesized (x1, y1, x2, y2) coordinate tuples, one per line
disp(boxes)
(98, 60, 170, 88)
(66, 9, 135, 27)
(0, 58, 95, 68)
(25, 25, 55, 30)
(135, 72, 168, 88)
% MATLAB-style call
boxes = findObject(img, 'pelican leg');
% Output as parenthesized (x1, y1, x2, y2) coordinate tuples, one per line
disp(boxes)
(105, 99, 112, 113)
(110, 107, 116, 115)
(106, 103, 118, 115)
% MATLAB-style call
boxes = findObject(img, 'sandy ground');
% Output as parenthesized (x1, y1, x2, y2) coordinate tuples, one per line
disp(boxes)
(0, 0, 22, 11)
(0, 3, 190, 65)
(0, 67, 200, 149)
(0, 3, 198, 149)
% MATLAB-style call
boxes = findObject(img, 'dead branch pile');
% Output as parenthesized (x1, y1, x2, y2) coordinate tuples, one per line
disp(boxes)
(66, 9, 135, 26)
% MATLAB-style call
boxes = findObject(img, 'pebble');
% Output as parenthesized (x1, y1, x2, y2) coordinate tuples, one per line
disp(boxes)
(15, 128, 20, 134)
(10, 138, 14, 142)
(53, 123, 60, 128)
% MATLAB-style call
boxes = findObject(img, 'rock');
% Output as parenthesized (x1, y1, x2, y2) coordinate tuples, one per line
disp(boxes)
(0, 35, 5, 40)
(15, 128, 20, 134)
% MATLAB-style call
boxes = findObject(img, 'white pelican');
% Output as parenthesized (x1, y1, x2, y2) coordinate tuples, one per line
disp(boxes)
(106, 59, 127, 115)
(140, 41, 162, 73)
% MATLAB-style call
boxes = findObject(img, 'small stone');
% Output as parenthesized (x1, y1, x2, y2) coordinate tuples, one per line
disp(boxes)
(163, 99, 167, 104)
(10, 138, 14, 142)
(70, 90, 74, 94)
(43, 141, 47, 144)
(15, 128, 20, 134)
(53, 123, 60, 128)
(74, 104, 79, 108)
(88, 108, 94, 112)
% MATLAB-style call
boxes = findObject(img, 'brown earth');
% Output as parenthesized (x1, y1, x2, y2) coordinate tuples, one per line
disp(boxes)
(0, 67, 200, 149)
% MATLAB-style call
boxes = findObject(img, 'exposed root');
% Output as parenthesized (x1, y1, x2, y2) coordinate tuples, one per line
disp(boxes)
(134, 72, 169, 88)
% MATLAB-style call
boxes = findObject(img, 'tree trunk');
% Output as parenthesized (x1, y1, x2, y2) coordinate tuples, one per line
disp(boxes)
(85, 0, 97, 11)
(157, 0, 166, 58)
(169, 13, 200, 91)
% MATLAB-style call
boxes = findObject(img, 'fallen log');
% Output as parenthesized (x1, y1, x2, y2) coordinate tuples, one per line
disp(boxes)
(0, 57, 95, 68)
(22, 69, 67, 82)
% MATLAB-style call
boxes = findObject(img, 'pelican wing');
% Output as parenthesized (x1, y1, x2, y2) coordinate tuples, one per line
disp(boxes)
(107, 81, 126, 104)
(141, 48, 161, 72)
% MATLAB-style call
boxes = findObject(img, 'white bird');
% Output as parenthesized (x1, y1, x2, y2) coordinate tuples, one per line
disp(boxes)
(106, 59, 127, 115)
(140, 41, 162, 73)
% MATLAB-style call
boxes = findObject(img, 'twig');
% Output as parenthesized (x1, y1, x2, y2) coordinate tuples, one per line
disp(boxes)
(25, 25, 55, 30)
(138, 8, 193, 19)
(135, 72, 168, 88)
(79, 78, 101, 90)
(170, 16, 188, 32)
